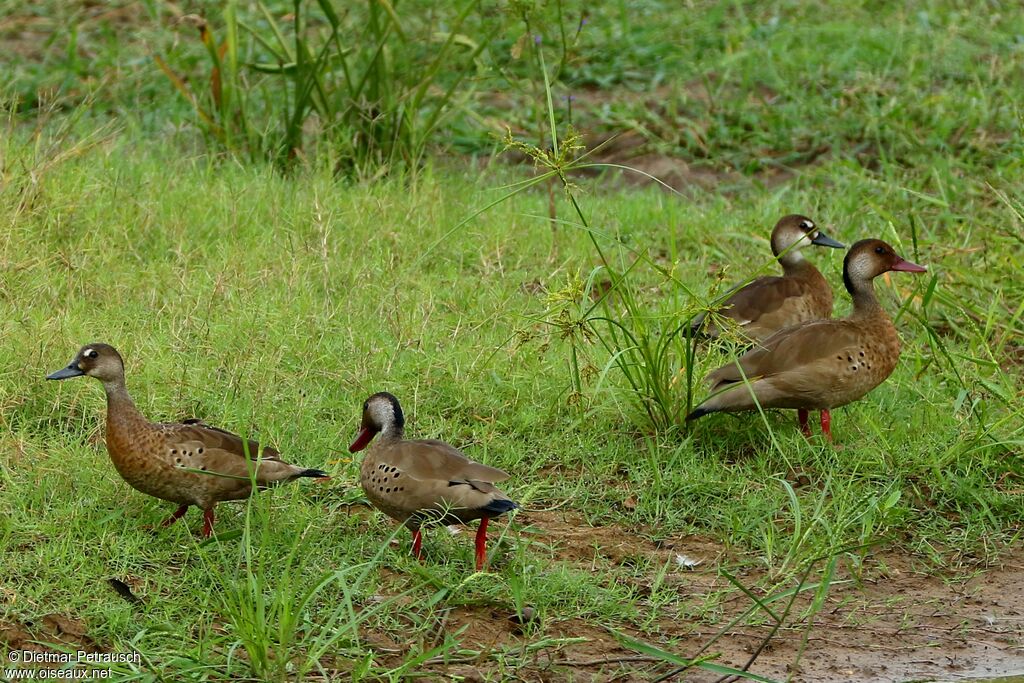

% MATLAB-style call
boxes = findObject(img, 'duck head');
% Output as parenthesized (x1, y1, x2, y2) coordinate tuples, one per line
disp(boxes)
(770, 214, 844, 262)
(47, 343, 125, 384)
(843, 239, 927, 293)
(348, 391, 405, 452)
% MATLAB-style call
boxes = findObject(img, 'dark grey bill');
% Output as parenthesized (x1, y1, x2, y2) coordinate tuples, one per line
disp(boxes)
(46, 363, 85, 380)
(811, 232, 844, 249)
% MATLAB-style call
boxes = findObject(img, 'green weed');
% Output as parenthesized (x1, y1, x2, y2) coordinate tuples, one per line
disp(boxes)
(2, 1, 1024, 679)
(155, 0, 498, 174)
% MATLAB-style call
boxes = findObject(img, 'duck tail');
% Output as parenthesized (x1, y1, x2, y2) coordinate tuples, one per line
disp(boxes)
(685, 406, 716, 422)
(687, 313, 707, 338)
(481, 498, 519, 516)
(297, 468, 331, 480)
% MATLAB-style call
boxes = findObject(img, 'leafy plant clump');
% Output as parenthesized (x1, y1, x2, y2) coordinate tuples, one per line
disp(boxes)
(158, 0, 498, 175)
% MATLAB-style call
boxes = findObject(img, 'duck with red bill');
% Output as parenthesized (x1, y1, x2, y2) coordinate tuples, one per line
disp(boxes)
(348, 392, 518, 570)
(686, 239, 928, 443)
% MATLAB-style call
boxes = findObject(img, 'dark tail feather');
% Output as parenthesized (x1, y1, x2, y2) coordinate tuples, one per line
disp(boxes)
(481, 498, 519, 516)
(297, 468, 330, 479)
(685, 406, 715, 422)
(687, 314, 707, 339)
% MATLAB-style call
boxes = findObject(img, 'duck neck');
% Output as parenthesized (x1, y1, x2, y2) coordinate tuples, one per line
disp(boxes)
(102, 378, 146, 427)
(846, 278, 884, 318)
(779, 252, 815, 277)
(378, 422, 405, 443)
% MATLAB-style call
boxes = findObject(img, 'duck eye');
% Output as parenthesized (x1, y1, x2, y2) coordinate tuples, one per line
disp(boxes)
(874, 246, 885, 255)
(85, 349, 98, 359)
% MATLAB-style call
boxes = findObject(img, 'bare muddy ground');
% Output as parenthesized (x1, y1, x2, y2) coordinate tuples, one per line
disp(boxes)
(388, 511, 1024, 683)
(3, 511, 1022, 681)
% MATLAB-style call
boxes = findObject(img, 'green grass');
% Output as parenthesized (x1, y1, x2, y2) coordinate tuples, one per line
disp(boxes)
(9, 2, 1022, 172)
(2, 123, 1022, 677)
(1, 0, 1024, 679)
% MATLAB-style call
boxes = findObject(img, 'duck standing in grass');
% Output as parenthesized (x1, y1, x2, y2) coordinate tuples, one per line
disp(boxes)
(46, 343, 329, 537)
(686, 239, 927, 441)
(348, 392, 517, 571)
(691, 214, 845, 342)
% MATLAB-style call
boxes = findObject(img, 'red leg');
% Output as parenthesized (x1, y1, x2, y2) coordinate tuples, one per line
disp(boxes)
(475, 517, 490, 571)
(201, 506, 216, 538)
(798, 409, 811, 438)
(820, 410, 833, 442)
(161, 505, 190, 528)
(411, 529, 423, 561)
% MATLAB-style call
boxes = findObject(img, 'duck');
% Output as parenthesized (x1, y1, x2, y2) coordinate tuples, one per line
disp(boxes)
(348, 392, 518, 571)
(686, 239, 927, 440)
(691, 214, 845, 342)
(46, 343, 328, 537)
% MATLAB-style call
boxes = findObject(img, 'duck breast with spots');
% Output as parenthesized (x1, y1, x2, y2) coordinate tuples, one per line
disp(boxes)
(686, 239, 927, 441)
(691, 214, 844, 342)
(349, 392, 518, 571)
(46, 344, 328, 537)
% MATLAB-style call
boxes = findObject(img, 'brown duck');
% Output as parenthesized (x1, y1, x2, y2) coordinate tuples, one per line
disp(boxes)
(686, 239, 927, 440)
(348, 392, 517, 570)
(691, 214, 844, 342)
(46, 344, 328, 537)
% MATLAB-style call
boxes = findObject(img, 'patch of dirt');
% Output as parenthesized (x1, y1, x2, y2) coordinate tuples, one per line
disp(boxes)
(516, 510, 725, 567)
(496, 126, 764, 195)
(494, 125, 811, 197)
(580, 123, 831, 195)
(579, 130, 753, 194)
(0, 614, 99, 654)
(999, 344, 1024, 372)
(3, 518, 1021, 682)
(1, 2, 148, 75)
(371, 511, 1024, 682)
(494, 80, 836, 194)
